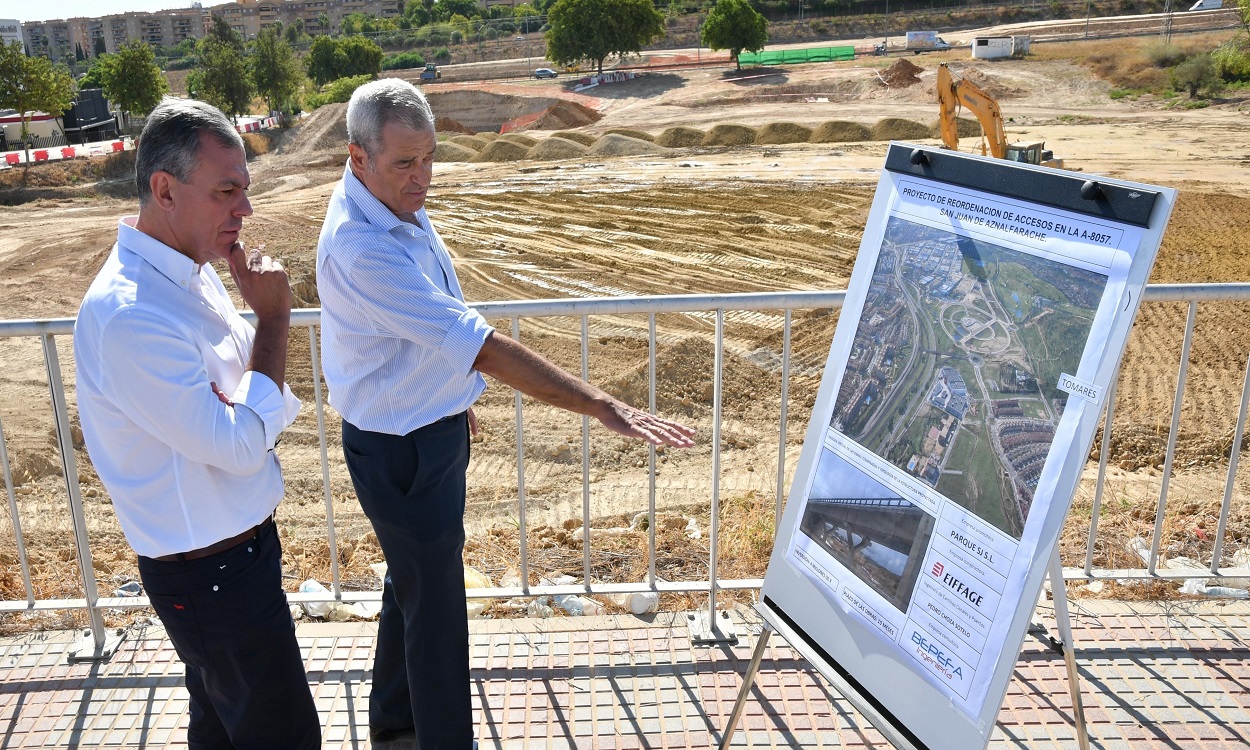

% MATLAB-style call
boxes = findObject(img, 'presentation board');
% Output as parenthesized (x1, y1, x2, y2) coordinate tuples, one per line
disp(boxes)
(758, 143, 1176, 750)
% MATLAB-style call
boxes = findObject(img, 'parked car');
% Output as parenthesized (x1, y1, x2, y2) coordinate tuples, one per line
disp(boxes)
(534, 68, 558, 79)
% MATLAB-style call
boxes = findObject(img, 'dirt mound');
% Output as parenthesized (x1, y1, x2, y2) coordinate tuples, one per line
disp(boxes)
(475, 139, 530, 162)
(284, 103, 348, 156)
(655, 126, 705, 148)
(587, 134, 668, 157)
(755, 122, 813, 145)
(810, 121, 871, 142)
(524, 100, 604, 131)
(702, 124, 756, 147)
(955, 66, 1018, 99)
(603, 128, 655, 142)
(605, 336, 777, 417)
(528, 137, 589, 160)
(880, 58, 924, 88)
(435, 116, 475, 134)
(938, 116, 983, 138)
(435, 141, 479, 163)
(450, 134, 490, 151)
(870, 117, 932, 141)
(551, 130, 596, 146)
(499, 133, 537, 147)
(477, 132, 499, 141)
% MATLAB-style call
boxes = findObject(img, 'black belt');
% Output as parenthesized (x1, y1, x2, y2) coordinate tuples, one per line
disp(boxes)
(153, 516, 273, 562)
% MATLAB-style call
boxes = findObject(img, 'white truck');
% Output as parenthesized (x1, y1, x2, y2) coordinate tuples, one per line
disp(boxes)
(906, 30, 951, 54)
(1188, 0, 1222, 9)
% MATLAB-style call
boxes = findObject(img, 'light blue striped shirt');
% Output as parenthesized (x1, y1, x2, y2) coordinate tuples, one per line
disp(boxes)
(317, 163, 494, 435)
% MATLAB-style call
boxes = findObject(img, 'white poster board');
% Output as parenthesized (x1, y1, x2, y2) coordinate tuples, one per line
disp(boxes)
(758, 144, 1176, 750)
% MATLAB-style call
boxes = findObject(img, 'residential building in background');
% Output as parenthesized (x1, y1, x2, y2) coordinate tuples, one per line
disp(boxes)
(0, 19, 22, 52)
(20, 0, 407, 60)
(22, 5, 209, 61)
(210, 0, 402, 39)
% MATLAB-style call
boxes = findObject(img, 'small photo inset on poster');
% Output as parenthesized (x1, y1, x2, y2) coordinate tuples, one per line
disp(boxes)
(800, 449, 936, 612)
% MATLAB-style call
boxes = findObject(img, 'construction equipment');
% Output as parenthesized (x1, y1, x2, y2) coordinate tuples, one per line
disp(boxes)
(936, 63, 1064, 169)
(420, 63, 440, 82)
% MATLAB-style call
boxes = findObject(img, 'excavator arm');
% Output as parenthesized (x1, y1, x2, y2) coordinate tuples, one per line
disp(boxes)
(936, 63, 1008, 159)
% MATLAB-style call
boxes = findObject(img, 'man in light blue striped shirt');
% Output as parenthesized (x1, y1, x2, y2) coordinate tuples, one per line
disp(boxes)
(316, 79, 695, 750)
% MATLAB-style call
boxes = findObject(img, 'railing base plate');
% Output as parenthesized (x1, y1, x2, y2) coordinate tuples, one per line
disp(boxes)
(68, 628, 125, 663)
(689, 610, 738, 646)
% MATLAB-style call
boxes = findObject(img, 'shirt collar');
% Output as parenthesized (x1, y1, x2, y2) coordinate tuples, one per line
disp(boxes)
(341, 162, 427, 236)
(117, 216, 201, 290)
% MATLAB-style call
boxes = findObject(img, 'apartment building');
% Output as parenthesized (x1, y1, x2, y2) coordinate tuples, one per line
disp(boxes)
(22, 7, 209, 60)
(211, 0, 402, 39)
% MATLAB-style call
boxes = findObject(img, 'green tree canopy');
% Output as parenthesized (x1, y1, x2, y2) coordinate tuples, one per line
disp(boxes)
(249, 28, 304, 116)
(307, 35, 382, 86)
(190, 35, 254, 120)
(432, 0, 479, 22)
(546, 0, 664, 75)
(701, 0, 768, 71)
(0, 40, 76, 161)
(99, 40, 168, 119)
(93, 36, 107, 57)
(1172, 52, 1222, 98)
(1238, 0, 1250, 36)
(208, 14, 245, 51)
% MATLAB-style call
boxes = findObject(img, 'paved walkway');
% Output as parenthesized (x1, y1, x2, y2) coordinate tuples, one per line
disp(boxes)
(0, 600, 1247, 749)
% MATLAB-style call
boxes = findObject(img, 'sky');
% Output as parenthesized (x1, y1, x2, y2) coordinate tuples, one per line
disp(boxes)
(0, 1, 205, 24)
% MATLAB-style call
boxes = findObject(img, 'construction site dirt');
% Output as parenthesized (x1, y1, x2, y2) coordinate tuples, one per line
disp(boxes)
(2, 29, 1250, 628)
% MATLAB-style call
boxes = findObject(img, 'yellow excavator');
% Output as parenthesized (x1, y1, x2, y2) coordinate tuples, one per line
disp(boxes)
(936, 63, 1064, 169)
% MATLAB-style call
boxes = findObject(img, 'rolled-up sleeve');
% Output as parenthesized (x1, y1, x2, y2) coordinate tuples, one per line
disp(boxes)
(346, 236, 494, 376)
(96, 307, 276, 475)
(231, 370, 303, 448)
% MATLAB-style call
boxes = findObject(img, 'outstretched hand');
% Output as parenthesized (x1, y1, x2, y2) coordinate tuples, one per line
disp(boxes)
(597, 401, 695, 448)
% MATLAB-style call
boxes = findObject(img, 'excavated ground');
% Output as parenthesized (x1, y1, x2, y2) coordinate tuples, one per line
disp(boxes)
(3, 30, 1250, 625)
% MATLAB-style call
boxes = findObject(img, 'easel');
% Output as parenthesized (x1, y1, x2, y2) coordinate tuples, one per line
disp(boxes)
(718, 327, 1121, 750)
(719, 548, 1091, 750)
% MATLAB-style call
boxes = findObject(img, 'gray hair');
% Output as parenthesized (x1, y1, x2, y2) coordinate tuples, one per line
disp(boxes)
(135, 98, 244, 205)
(347, 79, 435, 157)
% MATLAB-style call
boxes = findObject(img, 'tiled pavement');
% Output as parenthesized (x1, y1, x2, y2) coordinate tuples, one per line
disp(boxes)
(0, 600, 1247, 749)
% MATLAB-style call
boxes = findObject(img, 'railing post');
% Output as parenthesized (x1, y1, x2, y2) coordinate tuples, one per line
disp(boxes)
(0, 411, 36, 604)
(690, 309, 736, 645)
(308, 325, 342, 598)
(41, 334, 122, 662)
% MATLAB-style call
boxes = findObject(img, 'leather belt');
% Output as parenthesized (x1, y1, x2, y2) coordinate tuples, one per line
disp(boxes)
(154, 516, 273, 562)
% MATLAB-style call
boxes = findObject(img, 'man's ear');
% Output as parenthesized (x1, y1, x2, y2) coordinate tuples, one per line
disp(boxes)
(347, 142, 368, 172)
(149, 170, 177, 210)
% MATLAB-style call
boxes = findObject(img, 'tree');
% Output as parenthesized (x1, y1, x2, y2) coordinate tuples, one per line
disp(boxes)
(1238, 0, 1250, 36)
(514, 4, 541, 34)
(0, 40, 76, 163)
(250, 28, 304, 117)
(93, 36, 107, 57)
(190, 35, 254, 120)
(307, 36, 347, 86)
(99, 41, 168, 121)
(75, 42, 85, 62)
(1172, 52, 1222, 98)
(701, 0, 768, 71)
(432, 0, 480, 22)
(317, 13, 332, 35)
(285, 18, 307, 45)
(208, 14, 245, 51)
(546, 0, 664, 75)
(339, 36, 383, 78)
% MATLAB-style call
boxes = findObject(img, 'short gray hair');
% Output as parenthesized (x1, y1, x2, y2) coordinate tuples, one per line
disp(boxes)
(135, 97, 244, 205)
(347, 79, 435, 157)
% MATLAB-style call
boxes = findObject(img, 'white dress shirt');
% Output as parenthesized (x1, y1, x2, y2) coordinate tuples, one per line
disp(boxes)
(317, 163, 494, 435)
(74, 217, 301, 559)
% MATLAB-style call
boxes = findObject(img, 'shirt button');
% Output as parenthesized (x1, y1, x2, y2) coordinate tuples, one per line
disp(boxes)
(212, 585, 219, 592)
(247, 547, 253, 553)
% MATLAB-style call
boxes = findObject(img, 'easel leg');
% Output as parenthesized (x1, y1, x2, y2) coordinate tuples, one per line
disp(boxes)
(1048, 550, 1091, 750)
(718, 624, 773, 750)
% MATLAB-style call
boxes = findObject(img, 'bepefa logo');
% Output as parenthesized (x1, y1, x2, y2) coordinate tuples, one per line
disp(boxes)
(931, 561, 944, 577)
(911, 631, 963, 679)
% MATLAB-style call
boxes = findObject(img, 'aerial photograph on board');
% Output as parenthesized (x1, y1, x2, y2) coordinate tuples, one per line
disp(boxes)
(831, 216, 1107, 538)
(798, 449, 936, 612)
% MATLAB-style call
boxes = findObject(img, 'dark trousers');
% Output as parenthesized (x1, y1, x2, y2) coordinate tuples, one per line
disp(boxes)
(137, 520, 320, 750)
(342, 414, 473, 750)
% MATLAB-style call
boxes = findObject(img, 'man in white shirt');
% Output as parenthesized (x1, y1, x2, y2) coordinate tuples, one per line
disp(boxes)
(74, 98, 319, 749)
(317, 79, 695, 750)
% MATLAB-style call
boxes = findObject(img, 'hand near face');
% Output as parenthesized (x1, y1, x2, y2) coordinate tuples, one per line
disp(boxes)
(228, 242, 292, 322)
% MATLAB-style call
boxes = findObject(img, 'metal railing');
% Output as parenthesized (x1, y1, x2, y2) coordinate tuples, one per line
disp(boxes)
(3, 284, 1250, 653)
